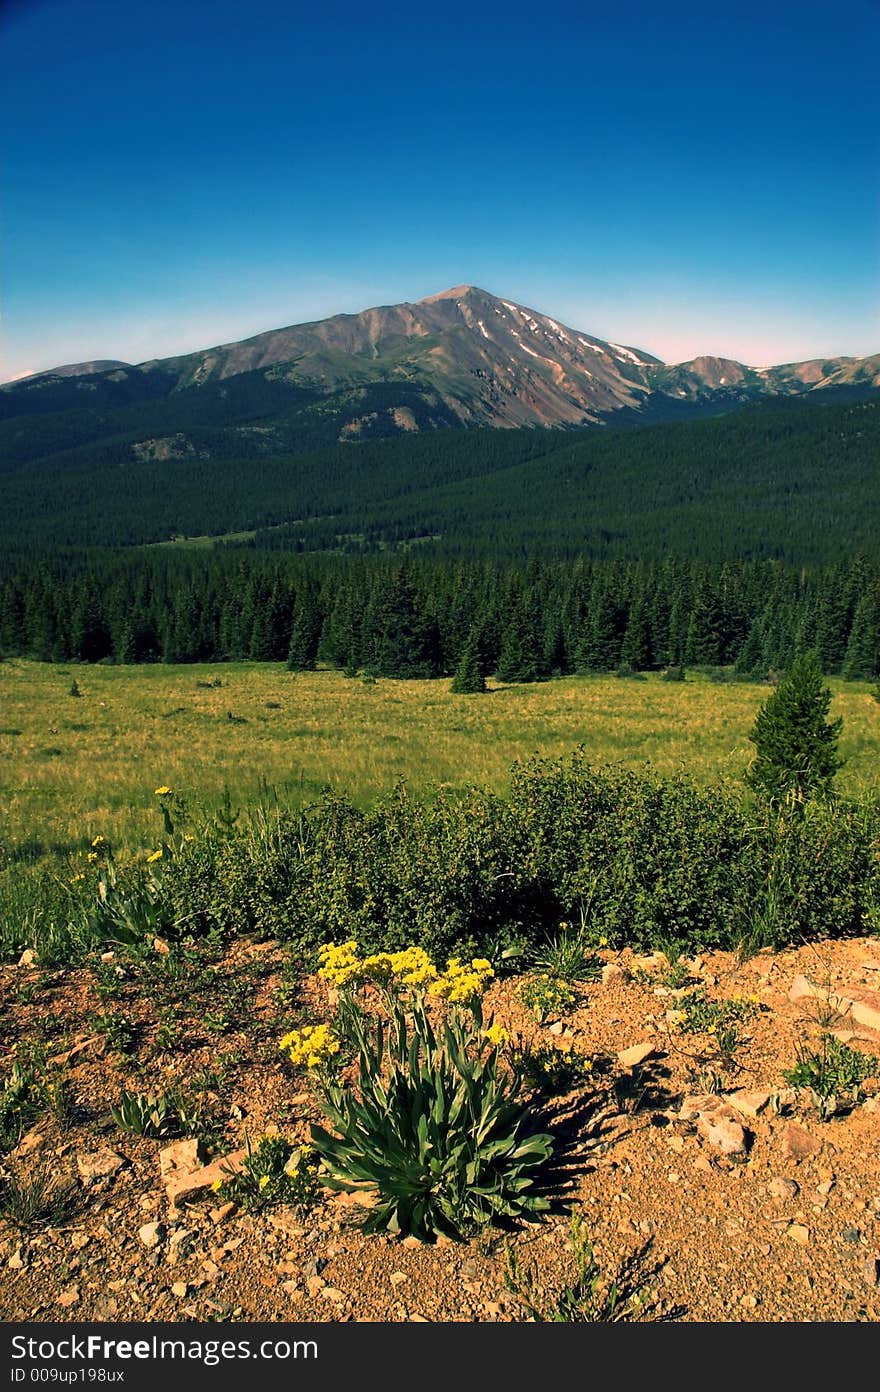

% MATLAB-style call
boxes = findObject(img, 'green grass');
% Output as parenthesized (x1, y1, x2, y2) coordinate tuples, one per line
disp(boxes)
(1, 658, 878, 858)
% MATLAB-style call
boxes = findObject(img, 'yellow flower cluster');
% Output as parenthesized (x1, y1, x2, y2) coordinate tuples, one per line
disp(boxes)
(372, 946, 437, 987)
(429, 957, 494, 1004)
(279, 1022, 341, 1069)
(317, 941, 439, 988)
(154, 786, 171, 796)
(146, 848, 163, 863)
(317, 940, 363, 987)
(483, 1021, 509, 1048)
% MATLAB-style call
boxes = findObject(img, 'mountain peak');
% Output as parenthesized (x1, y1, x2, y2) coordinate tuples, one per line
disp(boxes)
(417, 284, 481, 303)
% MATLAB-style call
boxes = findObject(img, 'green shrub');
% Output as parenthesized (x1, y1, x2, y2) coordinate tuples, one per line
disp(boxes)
(215, 1134, 320, 1214)
(310, 995, 554, 1240)
(783, 1034, 877, 1119)
(517, 973, 579, 1024)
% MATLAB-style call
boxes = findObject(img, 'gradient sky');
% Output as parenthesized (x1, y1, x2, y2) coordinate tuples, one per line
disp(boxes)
(2, 0, 878, 381)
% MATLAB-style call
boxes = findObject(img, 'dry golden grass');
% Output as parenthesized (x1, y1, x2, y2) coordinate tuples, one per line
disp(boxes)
(1, 658, 877, 855)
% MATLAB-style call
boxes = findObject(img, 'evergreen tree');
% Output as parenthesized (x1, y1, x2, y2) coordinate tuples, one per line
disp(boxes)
(450, 629, 486, 693)
(745, 651, 843, 805)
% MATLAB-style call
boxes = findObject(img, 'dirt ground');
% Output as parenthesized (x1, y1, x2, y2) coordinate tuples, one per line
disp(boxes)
(2, 934, 880, 1325)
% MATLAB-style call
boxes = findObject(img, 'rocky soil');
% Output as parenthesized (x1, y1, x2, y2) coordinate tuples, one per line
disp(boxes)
(2, 935, 880, 1324)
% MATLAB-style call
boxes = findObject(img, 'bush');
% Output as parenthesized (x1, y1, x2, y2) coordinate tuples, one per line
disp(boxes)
(309, 991, 553, 1240)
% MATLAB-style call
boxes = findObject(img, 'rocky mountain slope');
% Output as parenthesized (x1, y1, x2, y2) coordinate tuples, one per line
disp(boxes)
(5, 286, 877, 436)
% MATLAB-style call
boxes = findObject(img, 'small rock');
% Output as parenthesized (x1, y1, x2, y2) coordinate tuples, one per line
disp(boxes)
(401, 1235, 422, 1250)
(17, 949, 37, 968)
(56, 1286, 80, 1307)
(618, 1041, 655, 1069)
(389, 1271, 408, 1287)
(321, 1287, 346, 1304)
(816, 1179, 835, 1197)
(781, 1123, 822, 1162)
(693, 1156, 714, 1175)
(138, 1222, 164, 1249)
(209, 1202, 237, 1226)
(547, 1021, 564, 1036)
(306, 1275, 326, 1297)
(8, 1247, 25, 1270)
(725, 1090, 772, 1120)
(787, 1224, 811, 1246)
(267, 1208, 306, 1237)
(842, 1226, 863, 1244)
(158, 1139, 204, 1182)
(76, 1148, 127, 1184)
(170, 1281, 189, 1298)
(863, 1256, 880, 1286)
(282, 1282, 303, 1303)
(164, 1149, 247, 1207)
(679, 1094, 748, 1155)
(768, 1177, 800, 1200)
(601, 963, 627, 985)
(633, 952, 668, 974)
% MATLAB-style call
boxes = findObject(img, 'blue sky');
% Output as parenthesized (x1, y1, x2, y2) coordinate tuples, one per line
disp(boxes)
(2, 0, 878, 381)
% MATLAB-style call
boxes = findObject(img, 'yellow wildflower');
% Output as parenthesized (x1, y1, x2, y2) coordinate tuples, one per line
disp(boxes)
(154, 786, 171, 796)
(210, 1179, 223, 1192)
(146, 848, 163, 863)
(280, 1022, 340, 1069)
(429, 955, 494, 1004)
(317, 940, 363, 987)
(666, 1009, 687, 1029)
(258, 1174, 270, 1190)
(86, 852, 98, 863)
(69, 874, 85, 884)
(483, 1021, 509, 1048)
(91, 835, 105, 847)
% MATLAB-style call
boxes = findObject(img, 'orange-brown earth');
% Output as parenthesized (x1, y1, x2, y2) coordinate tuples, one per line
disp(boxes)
(2, 936, 879, 1324)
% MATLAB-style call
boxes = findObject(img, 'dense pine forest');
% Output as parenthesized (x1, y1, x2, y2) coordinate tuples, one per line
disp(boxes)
(2, 552, 879, 681)
(2, 391, 878, 680)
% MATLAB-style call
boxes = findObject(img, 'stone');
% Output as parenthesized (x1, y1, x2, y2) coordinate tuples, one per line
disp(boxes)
(267, 1208, 306, 1237)
(8, 1246, 25, 1270)
(76, 1148, 127, 1184)
(768, 1177, 800, 1200)
(164, 1149, 247, 1207)
(389, 1271, 408, 1286)
(320, 1287, 346, 1304)
(679, 1094, 749, 1156)
(780, 1123, 822, 1162)
(170, 1282, 189, 1298)
(547, 1021, 564, 1036)
(788, 975, 880, 1036)
(401, 1235, 422, 1250)
(816, 1179, 835, 1197)
(210, 1202, 238, 1225)
(17, 949, 37, 968)
(601, 963, 627, 985)
(138, 1222, 164, 1249)
(787, 1224, 811, 1246)
(725, 1090, 772, 1120)
(282, 1281, 303, 1302)
(633, 952, 668, 974)
(158, 1139, 204, 1182)
(863, 1256, 880, 1287)
(56, 1287, 80, 1307)
(842, 1226, 863, 1244)
(306, 1275, 326, 1297)
(617, 1041, 655, 1069)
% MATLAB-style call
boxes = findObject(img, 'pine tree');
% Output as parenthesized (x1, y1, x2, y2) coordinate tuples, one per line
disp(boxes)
(450, 629, 486, 693)
(745, 651, 843, 805)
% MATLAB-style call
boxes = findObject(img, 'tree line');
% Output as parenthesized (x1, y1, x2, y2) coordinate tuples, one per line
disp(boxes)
(2, 552, 878, 681)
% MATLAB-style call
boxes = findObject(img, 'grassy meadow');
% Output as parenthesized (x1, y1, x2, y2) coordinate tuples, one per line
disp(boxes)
(2, 658, 878, 860)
